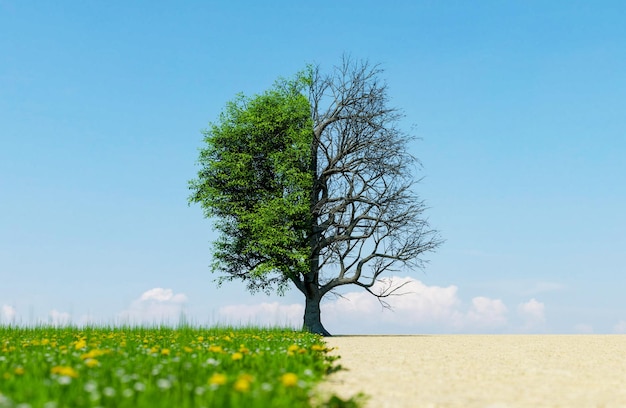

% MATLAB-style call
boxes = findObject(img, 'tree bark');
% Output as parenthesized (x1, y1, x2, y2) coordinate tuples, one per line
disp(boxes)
(303, 293, 331, 336)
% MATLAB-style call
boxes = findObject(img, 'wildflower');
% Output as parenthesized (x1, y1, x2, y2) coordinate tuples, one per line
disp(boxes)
(281, 372, 298, 387)
(74, 339, 87, 350)
(84, 382, 98, 393)
(157, 378, 171, 390)
(288, 344, 299, 353)
(84, 359, 99, 368)
(231, 352, 243, 361)
(197, 336, 204, 342)
(51, 366, 79, 378)
(233, 376, 251, 392)
(206, 358, 219, 366)
(183, 346, 193, 353)
(311, 344, 327, 352)
(103, 387, 116, 397)
(208, 373, 227, 386)
(57, 376, 72, 385)
(161, 348, 170, 356)
(80, 349, 109, 360)
(133, 382, 146, 392)
(14, 367, 25, 376)
(208, 345, 223, 353)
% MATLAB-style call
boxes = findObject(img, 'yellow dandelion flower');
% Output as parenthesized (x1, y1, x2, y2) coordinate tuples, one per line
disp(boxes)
(183, 346, 193, 353)
(311, 344, 327, 352)
(197, 336, 204, 342)
(233, 374, 253, 392)
(208, 345, 223, 353)
(287, 344, 299, 353)
(238, 345, 250, 354)
(80, 349, 109, 360)
(51, 366, 79, 378)
(231, 352, 243, 361)
(84, 359, 99, 368)
(14, 367, 25, 376)
(161, 348, 170, 356)
(281, 372, 298, 387)
(74, 339, 87, 350)
(208, 373, 227, 386)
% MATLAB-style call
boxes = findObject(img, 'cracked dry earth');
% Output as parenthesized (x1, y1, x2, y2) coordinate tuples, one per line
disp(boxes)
(318, 335, 626, 408)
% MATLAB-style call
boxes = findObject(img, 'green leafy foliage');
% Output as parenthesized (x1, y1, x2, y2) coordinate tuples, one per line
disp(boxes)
(189, 73, 313, 294)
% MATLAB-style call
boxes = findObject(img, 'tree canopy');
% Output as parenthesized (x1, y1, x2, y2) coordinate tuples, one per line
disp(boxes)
(190, 59, 442, 335)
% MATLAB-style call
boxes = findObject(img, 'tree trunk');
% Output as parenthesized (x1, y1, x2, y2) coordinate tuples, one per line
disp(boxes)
(303, 294, 331, 336)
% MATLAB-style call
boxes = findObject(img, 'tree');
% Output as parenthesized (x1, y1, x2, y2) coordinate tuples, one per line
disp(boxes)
(189, 58, 442, 336)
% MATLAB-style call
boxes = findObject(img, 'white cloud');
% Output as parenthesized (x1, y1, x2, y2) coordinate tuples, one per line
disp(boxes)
(218, 302, 304, 327)
(321, 277, 464, 328)
(217, 277, 524, 333)
(140, 288, 187, 303)
(1, 305, 16, 322)
(49, 309, 71, 326)
(517, 298, 546, 328)
(118, 288, 188, 325)
(466, 296, 508, 327)
(613, 321, 626, 334)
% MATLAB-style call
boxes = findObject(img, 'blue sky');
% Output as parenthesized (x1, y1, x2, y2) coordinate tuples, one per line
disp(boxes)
(1, 1, 625, 334)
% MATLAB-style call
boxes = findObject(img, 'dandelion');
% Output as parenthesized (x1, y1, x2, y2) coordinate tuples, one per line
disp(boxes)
(14, 367, 25, 376)
(233, 377, 251, 392)
(51, 366, 78, 378)
(231, 352, 243, 361)
(287, 344, 299, 353)
(73, 339, 87, 350)
(161, 348, 170, 356)
(84, 359, 99, 368)
(281, 372, 298, 387)
(208, 345, 223, 353)
(208, 373, 227, 386)
(311, 344, 327, 352)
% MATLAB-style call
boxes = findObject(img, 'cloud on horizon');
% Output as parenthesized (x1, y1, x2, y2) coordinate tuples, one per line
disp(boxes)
(49, 309, 71, 326)
(216, 277, 546, 333)
(1, 304, 16, 323)
(118, 288, 188, 325)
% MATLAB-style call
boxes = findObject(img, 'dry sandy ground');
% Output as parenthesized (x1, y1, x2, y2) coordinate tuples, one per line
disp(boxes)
(318, 335, 626, 407)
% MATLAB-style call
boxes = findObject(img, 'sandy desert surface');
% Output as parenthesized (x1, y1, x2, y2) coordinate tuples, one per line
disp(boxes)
(319, 335, 626, 407)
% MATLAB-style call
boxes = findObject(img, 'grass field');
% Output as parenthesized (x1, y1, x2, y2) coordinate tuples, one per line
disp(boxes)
(0, 325, 346, 408)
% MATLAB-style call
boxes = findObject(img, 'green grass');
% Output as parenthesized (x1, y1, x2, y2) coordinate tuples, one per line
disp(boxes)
(0, 325, 345, 408)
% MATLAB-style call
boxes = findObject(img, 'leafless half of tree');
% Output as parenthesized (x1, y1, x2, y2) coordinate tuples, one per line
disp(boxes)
(290, 58, 443, 335)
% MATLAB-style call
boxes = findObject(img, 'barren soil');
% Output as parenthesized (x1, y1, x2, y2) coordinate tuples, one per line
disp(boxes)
(319, 335, 626, 407)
